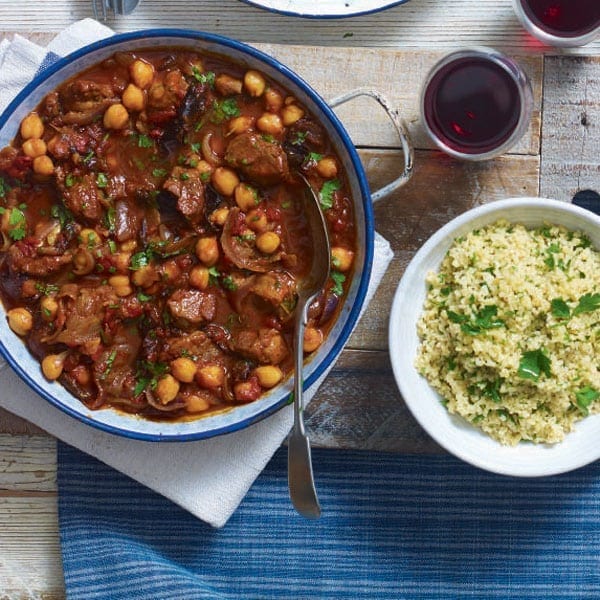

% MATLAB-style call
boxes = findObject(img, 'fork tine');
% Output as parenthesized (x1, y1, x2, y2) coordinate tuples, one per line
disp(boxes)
(92, 0, 108, 21)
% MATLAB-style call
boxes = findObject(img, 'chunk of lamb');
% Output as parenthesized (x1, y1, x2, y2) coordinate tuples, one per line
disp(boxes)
(225, 132, 289, 186)
(158, 330, 224, 363)
(167, 289, 216, 325)
(6, 242, 72, 277)
(162, 167, 205, 226)
(56, 170, 105, 224)
(232, 327, 289, 365)
(58, 79, 119, 126)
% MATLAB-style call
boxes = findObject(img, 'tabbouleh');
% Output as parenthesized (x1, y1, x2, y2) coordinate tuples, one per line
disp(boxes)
(415, 219, 600, 446)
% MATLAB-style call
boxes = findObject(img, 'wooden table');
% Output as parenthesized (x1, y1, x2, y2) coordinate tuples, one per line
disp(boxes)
(0, 1, 599, 597)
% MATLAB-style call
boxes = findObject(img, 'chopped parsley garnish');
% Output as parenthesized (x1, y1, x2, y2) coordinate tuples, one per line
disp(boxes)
(575, 386, 600, 416)
(447, 305, 505, 335)
(82, 150, 95, 165)
(211, 98, 241, 124)
(130, 247, 156, 270)
(101, 349, 118, 380)
(190, 142, 201, 154)
(134, 360, 169, 396)
(330, 271, 346, 296)
(518, 348, 552, 382)
(306, 152, 323, 164)
(137, 134, 154, 148)
(65, 173, 76, 188)
(222, 275, 238, 291)
(152, 168, 168, 178)
(261, 134, 276, 144)
(192, 67, 215, 87)
(550, 298, 571, 319)
(208, 266, 220, 285)
(291, 131, 307, 146)
(550, 293, 600, 320)
(0, 176, 9, 198)
(180, 172, 190, 181)
(319, 179, 341, 210)
(96, 172, 109, 188)
(6, 205, 27, 241)
(573, 293, 600, 316)
(35, 282, 60, 296)
(108, 239, 117, 254)
(137, 292, 152, 303)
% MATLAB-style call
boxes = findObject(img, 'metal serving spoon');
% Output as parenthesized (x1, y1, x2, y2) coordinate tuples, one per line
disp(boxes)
(287, 175, 331, 519)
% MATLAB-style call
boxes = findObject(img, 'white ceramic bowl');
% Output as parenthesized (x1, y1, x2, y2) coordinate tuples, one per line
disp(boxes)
(0, 30, 376, 441)
(389, 197, 600, 477)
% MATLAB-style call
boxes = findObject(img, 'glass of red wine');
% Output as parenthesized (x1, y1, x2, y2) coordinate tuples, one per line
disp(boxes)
(420, 48, 533, 161)
(512, 0, 600, 47)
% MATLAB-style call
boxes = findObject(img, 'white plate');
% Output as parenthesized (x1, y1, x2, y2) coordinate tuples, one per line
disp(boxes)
(239, 0, 410, 18)
(388, 198, 600, 477)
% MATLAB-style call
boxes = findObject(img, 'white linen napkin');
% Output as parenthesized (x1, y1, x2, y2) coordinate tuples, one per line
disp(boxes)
(0, 20, 395, 528)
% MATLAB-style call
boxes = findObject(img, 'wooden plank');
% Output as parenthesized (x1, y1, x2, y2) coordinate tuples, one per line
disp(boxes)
(0, 435, 64, 600)
(1, 0, 599, 55)
(540, 56, 600, 202)
(307, 349, 443, 453)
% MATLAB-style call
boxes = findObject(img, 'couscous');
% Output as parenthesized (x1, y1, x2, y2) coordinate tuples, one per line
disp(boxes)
(415, 220, 600, 445)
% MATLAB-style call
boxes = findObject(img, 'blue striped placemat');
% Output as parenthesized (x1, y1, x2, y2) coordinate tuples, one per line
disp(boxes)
(57, 442, 600, 599)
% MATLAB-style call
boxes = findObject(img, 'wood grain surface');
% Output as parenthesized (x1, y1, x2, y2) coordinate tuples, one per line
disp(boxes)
(0, 5, 599, 596)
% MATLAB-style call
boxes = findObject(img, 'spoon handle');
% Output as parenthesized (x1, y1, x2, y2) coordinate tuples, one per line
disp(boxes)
(288, 307, 321, 519)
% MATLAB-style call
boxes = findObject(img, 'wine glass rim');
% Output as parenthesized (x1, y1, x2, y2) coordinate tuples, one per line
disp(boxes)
(419, 47, 534, 162)
(511, 0, 600, 47)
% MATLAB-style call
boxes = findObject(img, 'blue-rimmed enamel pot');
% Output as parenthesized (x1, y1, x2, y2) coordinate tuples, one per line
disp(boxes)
(0, 30, 413, 441)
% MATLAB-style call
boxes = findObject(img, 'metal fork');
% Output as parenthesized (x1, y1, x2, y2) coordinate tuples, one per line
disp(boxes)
(93, 0, 141, 20)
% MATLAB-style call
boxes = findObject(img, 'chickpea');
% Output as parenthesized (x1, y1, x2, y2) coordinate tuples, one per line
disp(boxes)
(234, 183, 259, 211)
(245, 209, 268, 233)
(195, 237, 219, 267)
(186, 393, 211, 413)
(7, 307, 33, 336)
(32, 155, 54, 176)
(156, 374, 180, 405)
(195, 159, 213, 181)
(281, 104, 304, 126)
(189, 265, 210, 290)
(41, 352, 68, 381)
(256, 112, 283, 136)
(303, 326, 323, 353)
(103, 103, 129, 130)
(209, 207, 230, 227)
(244, 70, 266, 97)
(22, 138, 47, 158)
(122, 84, 146, 112)
(131, 265, 159, 288)
(120, 240, 137, 253)
(211, 167, 240, 197)
(79, 228, 102, 247)
(316, 156, 338, 179)
(255, 365, 283, 388)
(264, 88, 284, 112)
(197, 365, 225, 389)
(40, 296, 59, 321)
(108, 274, 133, 297)
(331, 246, 354, 272)
(256, 231, 281, 254)
(20, 112, 44, 140)
(227, 115, 255, 136)
(130, 59, 155, 89)
(112, 251, 132, 274)
(161, 261, 181, 283)
(170, 357, 197, 383)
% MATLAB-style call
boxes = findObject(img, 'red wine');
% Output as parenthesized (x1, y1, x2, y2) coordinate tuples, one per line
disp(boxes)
(519, 0, 600, 37)
(422, 57, 522, 155)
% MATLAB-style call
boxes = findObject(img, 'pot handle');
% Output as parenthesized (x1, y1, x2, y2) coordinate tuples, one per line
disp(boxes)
(328, 88, 414, 203)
